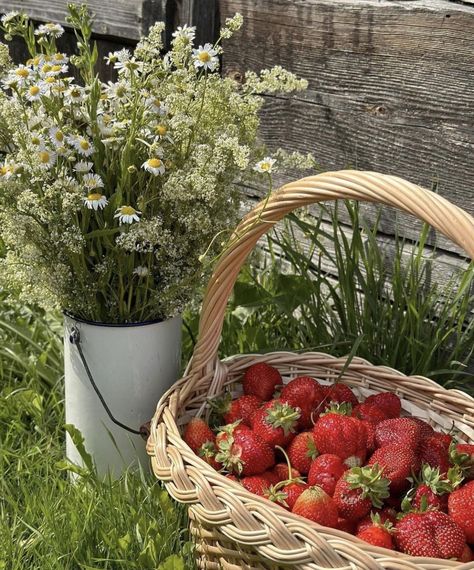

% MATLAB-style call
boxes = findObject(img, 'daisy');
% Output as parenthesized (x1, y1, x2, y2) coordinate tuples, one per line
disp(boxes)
(49, 126, 66, 146)
(142, 157, 165, 176)
(74, 161, 93, 173)
(1, 75, 18, 90)
(152, 123, 173, 143)
(69, 136, 94, 157)
(133, 266, 149, 277)
(37, 149, 57, 168)
(104, 52, 118, 65)
(172, 24, 196, 41)
(51, 53, 68, 65)
(192, 44, 219, 71)
(82, 173, 104, 190)
(35, 23, 65, 38)
(0, 163, 13, 179)
(25, 84, 43, 101)
(38, 76, 59, 95)
(115, 57, 142, 75)
(30, 133, 45, 149)
(12, 65, 31, 85)
(83, 193, 108, 211)
(146, 97, 168, 116)
(97, 115, 114, 137)
(106, 81, 128, 100)
(253, 157, 276, 174)
(64, 85, 84, 103)
(1, 11, 19, 25)
(114, 205, 141, 225)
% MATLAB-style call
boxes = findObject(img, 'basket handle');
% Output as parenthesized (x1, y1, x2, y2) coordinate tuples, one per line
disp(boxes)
(186, 170, 474, 388)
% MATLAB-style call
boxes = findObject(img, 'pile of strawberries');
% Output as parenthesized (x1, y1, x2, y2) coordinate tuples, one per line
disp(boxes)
(183, 362, 474, 561)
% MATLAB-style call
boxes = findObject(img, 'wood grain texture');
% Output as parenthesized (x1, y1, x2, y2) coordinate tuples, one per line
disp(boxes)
(220, 0, 474, 256)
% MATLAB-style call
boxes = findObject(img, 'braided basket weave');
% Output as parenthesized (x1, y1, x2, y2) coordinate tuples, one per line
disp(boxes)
(148, 170, 474, 570)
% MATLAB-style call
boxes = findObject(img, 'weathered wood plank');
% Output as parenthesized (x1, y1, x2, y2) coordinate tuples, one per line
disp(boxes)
(220, 0, 474, 256)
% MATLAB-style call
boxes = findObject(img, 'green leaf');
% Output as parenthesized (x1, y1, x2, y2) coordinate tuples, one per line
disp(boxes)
(64, 424, 95, 473)
(157, 555, 185, 570)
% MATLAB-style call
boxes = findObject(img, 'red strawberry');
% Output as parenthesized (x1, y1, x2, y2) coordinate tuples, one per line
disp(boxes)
(451, 443, 474, 479)
(280, 376, 325, 428)
(368, 444, 419, 494)
(251, 399, 300, 447)
(410, 417, 435, 439)
(184, 418, 215, 453)
(213, 393, 262, 426)
(272, 463, 301, 482)
(241, 475, 270, 497)
(427, 431, 453, 451)
(361, 420, 376, 453)
(242, 362, 281, 401)
(225, 473, 239, 482)
(322, 383, 358, 408)
(335, 517, 357, 534)
(215, 421, 251, 447)
(261, 470, 280, 486)
(286, 432, 319, 475)
(270, 481, 309, 511)
(448, 479, 474, 542)
(356, 513, 394, 550)
(357, 508, 397, 533)
(292, 486, 339, 527)
(198, 441, 222, 471)
(333, 465, 390, 521)
(395, 510, 466, 559)
(307, 454, 346, 496)
(374, 418, 421, 450)
(365, 392, 401, 419)
(352, 403, 387, 424)
(410, 465, 462, 513)
(460, 544, 474, 563)
(215, 428, 275, 476)
(313, 410, 367, 467)
(419, 436, 450, 474)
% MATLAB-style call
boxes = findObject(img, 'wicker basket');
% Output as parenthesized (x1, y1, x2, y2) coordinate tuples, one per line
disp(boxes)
(148, 170, 474, 570)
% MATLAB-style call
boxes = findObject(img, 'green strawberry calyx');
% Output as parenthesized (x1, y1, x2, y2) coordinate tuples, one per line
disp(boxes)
(449, 442, 474, 476)
(370, 512, 394, 533)
(321, 402, 353, 417)
(267, 485, 290, 508)
(199, 441, 217, 459)
(408, 463, 464, 496)
(208, 392, 233, 416)
(266, 401, 301, 436)
(345, 463, 390, 508)
(306, 437, 319, 460)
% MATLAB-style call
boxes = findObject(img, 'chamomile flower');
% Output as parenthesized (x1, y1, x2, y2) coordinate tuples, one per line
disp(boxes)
(25, 84, 43, 101)
(172, 24, 196, 41)
(1, 11, 19, 25)
(0, 163, 14, 179)
(192, 44, 219, 71)
(151, 123, 173, 143)
(64, 84, 84, 103)
(38, 76, 59, 95)
(35, 23, 65, 38)
(12, 65, 31, 85)
(142, 157, 165, 176)
(115, 205, 141, 225)
(69, 136, 94, 157)
(74, 161, 93, 173)
(82, 173, 104, 190)
(115, 57, 143, 75)
(37, 149, 57, 168)
(43, 63, 68, 77)
(83, 193, 108, 211)
(253, 156, 276, 174)
(1, 75, 18, 90)
(30, 132, 46, 149)
(51, 53, 68, 65)
(48, 126, 66, 147)
(97, 115, 114, 137)
(133, 266, 149, 277)
(104, 52, 118, 65)
(106, 81, 128, 101)
(146, 97, 168, 116)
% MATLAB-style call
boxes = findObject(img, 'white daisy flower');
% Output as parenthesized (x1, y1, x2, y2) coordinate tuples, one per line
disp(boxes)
(133, 266, 149, 277)
(192, 44, 219, 71)
(172, 24, 196, 41)
(142, 157, 165, 176)
(113, 49, 131, 63)
(49, 126, 66, 146)
(1, 75, 19, 90)
(12, 65, 31, 85)
(25, 84, 43, 101)
(106, 81, 128, 101)
(74, 161, 93, 173)
(38, 76, 59, 95)
(253, 157, 276, 174)
(82, 173, 104, 190)
(114, 205, 141, 225)
(69, 136, 94, 157)
(51, 53, 68, 65)
(30, 132, 46, 150)
(55, 145, 69, 157)
(115, 57, 143, 75)
(37, 149, 57, 168)
(83, 193, 108, 211)
(35, 23, 64, 38)
(64, 84, 84, 103)
(97, 114, 114, 137)
(0, 163, 14, 179)
(146, 97, 168, 116)
(104, 52, 118, 65)
(1, 11, 19, 25)
(151, 123, 173, 143)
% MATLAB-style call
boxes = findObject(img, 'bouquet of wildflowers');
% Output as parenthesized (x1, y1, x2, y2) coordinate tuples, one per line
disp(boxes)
(0, 5, 312, 323)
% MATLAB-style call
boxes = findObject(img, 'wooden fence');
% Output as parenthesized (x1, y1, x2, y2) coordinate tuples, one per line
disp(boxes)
(1, 0, 473, 285)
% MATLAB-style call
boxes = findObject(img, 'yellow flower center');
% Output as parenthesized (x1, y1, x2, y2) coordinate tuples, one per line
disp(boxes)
(0, 166, 10, 176)
(116, 86, 126, 97)
(260, 162, 271, 171)
(31, 136, 41, 146)
(15, 68, 29, 78)
(42, 64, 52, 74)
(121, 206, 136, 215)
(70, 89, 80, 97)
(87, 193, 102, 201)
(147, 158, 162, 168)
(46, 23, 56, 30)
(29, 86, 40, 96)
(45, 76, 55, 84)
(85, 178, 97, 187)
(155, 125, 167, 136)
(32, 56, 41, 66)
(39, 151, 51, 164)
(153, 99, 161, 107)
(53, 53, 63, 61)
(198, 51, 211, 63)
(54, 130, 64, 142)
(79, 140, 90, 150)
(51, 65, 62, 72)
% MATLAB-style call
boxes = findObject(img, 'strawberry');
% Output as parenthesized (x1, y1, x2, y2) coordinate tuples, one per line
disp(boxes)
(269, 481, 309, 510)
(272, 463, 301, 482)
(225, 473, 239, 482)
(183, 418, 215, 453)
(365, 392, 401, 419)
(333, 465, 390, 521)
(395, 510, 466, 559)
(261, 470, 280, 486)
(356, 513, 394, 550)
(215, 421, 251, 447)
(286, 432, 319, 475)
(292, 486, 339, 527)
(374, 418, 421, 450)
(451, 443, 474, 479)
(428, 431, 453, 451)
(335, 517, 357, 534)
(212, 393, 262, 426)
(322, 383, 358, 409)
(419, 436, 450, 475)
(307, 454, 346, 496)
(361, 420, 376, 453)
(313, 408, 367, 467)
(368, 444, 419, 494)
(352, 403, 387, 424)
(460, 544, 474, 563)
(251, 399, 300, 447)
(280, 376, 325, 429)
(198, 441, 222, 471)
(448, 479, 474, 542)
(356, 508, 397, 533)
(215, 427, 275, 476)
(410, 417, 435, 439)
(241, 475, 270, 497)
(242, 362, 281, 401)
(409, 465, 463, 513)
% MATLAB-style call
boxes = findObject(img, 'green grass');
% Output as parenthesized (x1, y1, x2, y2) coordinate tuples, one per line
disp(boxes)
(1, 202, 473, 569)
